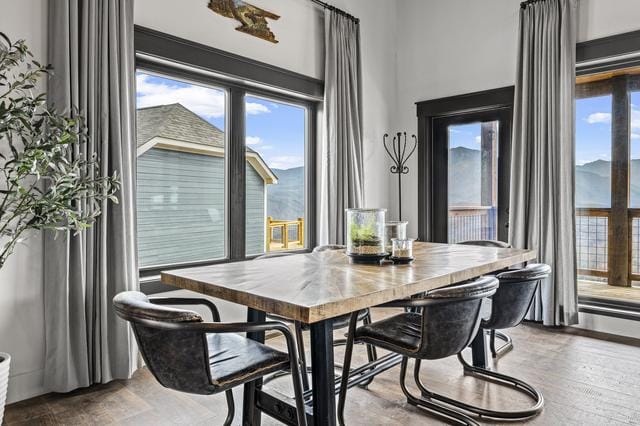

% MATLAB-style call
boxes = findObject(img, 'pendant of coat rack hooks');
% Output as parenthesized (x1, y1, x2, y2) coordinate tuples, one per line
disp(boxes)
(383, 132, 417, 221)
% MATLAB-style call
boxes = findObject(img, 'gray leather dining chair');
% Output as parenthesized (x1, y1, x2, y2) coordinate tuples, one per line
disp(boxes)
(337, 276, 500, 425)
(458, 239, 513, 356)
(113, 291, 307, 426)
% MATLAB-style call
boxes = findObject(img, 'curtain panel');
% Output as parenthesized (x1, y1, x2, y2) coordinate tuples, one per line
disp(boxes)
(510, 0, 579, 326)
(44, 0, 138, 392)
(318, 9, 364, 245)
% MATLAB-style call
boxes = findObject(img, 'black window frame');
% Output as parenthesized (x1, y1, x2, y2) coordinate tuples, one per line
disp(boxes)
(135, 26, 320, 293)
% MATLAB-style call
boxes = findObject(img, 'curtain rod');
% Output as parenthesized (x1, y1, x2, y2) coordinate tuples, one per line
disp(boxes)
(310, 0, 359, 24)
(520, 0, 546, 9)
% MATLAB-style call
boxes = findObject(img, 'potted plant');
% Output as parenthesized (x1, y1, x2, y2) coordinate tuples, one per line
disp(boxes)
(0, 33, 119, 420)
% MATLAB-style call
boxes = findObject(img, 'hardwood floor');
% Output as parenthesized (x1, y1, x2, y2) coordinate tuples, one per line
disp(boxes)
(578, 279, 640, 303)
(4, 313, 640, 425)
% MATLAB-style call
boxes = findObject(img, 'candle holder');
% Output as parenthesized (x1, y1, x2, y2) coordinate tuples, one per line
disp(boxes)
(390, 238, 415, 264)
(384, 132, 417, 221)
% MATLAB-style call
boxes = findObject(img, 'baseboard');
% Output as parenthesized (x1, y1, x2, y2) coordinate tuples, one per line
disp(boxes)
(6, 368, 47, 404)
(573, 311, 640, 340)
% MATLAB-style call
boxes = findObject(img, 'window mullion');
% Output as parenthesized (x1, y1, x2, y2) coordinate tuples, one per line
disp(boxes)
(228, 87, 246, 260)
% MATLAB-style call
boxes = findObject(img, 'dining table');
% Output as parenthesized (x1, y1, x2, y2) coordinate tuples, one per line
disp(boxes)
(161, 241, 536, 426)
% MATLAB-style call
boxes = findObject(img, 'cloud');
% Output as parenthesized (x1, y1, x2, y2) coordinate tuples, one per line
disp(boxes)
(585, 112, 612, 124)
(246, 102, 270, 115)
(136, 73, 270, 119)
(246, 136, 262, 145)
(267, 155, 304, 169)
(474, 135, 481, 144)
(632, 107, 640, 131)
(632, 133, 640, 140)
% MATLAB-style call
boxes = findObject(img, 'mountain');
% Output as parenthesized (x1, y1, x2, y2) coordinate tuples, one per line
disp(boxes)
(576, 159, 640, 207)
(449, 147, 481, 206)
(449, 148, 640, 208)
(267, 167, 304, 220)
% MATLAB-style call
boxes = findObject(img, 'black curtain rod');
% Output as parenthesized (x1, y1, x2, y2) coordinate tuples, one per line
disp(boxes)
(520, 0, 546, 9)
(310, 0, 359, 24)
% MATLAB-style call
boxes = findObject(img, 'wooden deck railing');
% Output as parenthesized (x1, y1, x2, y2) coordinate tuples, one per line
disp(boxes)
(448, 206, 497, 243)
(266, 217, 304, 252)
(576, 207, 640, 284)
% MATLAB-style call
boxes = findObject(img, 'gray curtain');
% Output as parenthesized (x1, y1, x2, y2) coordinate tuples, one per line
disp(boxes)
(510, 0, 578, 326)
(318, 9, 364, 245)
(44, 0, 138, 392)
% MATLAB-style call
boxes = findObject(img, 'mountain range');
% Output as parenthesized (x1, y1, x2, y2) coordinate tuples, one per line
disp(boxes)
(449, 147, 640, 207)
(265, 150, 640, 217)
(266, 166, 304, 220)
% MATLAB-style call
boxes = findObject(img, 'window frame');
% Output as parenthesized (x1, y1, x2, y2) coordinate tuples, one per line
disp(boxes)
(135, 27, 319, 292)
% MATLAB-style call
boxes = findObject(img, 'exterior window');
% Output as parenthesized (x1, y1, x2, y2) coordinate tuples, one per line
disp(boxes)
(575, 72, 640, 294)
(135, 66, 316, 278)
(136, 71, 226, 268)
(245, 95, 306, 255)
(575, 95, 612, 276)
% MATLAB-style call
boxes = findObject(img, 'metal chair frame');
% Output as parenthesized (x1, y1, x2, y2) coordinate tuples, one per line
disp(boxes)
(115, 296, 308, 426)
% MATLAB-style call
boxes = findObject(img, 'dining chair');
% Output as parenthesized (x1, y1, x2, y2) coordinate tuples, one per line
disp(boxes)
(113, 291, 307, 426)
(458, 239, 513, 357)
(413, 263, 550, 421)
(255, 247, 377, 392)
(337, 276, 499, 425)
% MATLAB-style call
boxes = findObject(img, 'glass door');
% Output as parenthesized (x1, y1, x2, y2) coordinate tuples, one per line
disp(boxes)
(447, 121, 499, 243)
(431, 109, 511, 243)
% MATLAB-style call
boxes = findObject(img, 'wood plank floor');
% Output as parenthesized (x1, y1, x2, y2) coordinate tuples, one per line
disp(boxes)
(4, 311, 640, 425)
(579, 279, 640, 303)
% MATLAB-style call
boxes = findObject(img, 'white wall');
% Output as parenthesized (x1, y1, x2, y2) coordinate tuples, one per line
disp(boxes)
(0, 0, 48, 404)
(394, 0, 640, 236)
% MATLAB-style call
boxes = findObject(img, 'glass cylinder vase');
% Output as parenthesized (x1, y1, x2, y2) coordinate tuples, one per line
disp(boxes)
(345, 208, 386, 256)
(384, 221, 408, 253)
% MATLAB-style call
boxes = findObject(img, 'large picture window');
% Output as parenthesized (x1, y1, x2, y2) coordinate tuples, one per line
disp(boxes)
(134, 65, 317, 283)
(575, 70, 640, 295)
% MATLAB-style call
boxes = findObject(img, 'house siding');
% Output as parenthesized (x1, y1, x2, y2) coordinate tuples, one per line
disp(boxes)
(246, 162, 266, 255)
(137, 147, 265, 267)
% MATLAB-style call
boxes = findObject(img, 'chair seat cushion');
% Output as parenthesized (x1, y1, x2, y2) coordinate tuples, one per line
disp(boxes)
(354, 312, 421, 355)
(207, 333, 289, 389)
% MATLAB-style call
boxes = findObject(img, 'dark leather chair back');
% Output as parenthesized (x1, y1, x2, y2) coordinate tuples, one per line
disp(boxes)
(113, 291, 216, 395)
(313, 244, 346, 252)
(458, 240, 511, 248)
(482, 263, 551, 330)
(418, 276, 498, 360)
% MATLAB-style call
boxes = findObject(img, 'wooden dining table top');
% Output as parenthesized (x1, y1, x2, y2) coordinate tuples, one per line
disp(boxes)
(160, 242, 537, 324)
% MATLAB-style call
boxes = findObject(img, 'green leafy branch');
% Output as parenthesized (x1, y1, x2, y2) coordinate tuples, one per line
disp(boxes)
(0, 33, 120, 268)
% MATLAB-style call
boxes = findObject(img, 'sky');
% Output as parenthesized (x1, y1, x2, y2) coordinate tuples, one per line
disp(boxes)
(447, 95, 640, 166)
(136, 71, 305, 170)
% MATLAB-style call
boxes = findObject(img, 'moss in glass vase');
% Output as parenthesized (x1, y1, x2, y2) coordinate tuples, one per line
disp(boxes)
(349, 221, 384, 255)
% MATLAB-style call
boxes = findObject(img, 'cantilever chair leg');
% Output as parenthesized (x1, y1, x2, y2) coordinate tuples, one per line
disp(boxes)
(223, 390, 234, 426)
(399, 357, 479, 426)
(410, 355, 543, 421)
(490, 329, 513, 358)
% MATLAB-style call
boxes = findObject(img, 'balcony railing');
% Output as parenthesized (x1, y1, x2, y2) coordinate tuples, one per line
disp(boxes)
(448, 206, 497, 244)
(575, 207, 640, 284)
(266, 216, 304, 252)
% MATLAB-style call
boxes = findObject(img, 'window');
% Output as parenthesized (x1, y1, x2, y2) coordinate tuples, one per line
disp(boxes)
(245, 95, 307, 255)
(136, 71, 227, 268)
(575, 70, 640, 295)
(134, 59, 317, 281)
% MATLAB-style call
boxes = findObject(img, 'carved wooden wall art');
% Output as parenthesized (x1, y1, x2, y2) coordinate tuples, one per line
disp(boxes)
(208, 0, 280, 43)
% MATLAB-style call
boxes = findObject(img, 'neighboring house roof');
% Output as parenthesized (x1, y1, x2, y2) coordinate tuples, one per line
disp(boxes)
(136, 103, 277, 184)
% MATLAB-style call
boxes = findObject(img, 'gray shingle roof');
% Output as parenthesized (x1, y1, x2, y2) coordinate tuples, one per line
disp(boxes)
(137, 103, 229, 149)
